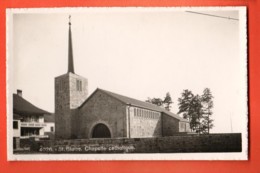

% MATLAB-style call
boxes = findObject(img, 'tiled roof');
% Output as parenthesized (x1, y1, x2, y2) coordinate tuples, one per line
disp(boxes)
(93, 88, 188, 122)
(13, 113, 22, 120)
(13, 94, 51, 116)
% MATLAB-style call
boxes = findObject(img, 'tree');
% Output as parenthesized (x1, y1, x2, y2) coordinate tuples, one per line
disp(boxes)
(163, 92, 173, 111)
(178, 90, 203, 132)
(146, 97, 163, 107)
(146, 92, 173, 111)
(178, 89, 214, 133)
(201, 88, 214, 134)
(177, 89, 194, 120)
(190, 94, 203, 133)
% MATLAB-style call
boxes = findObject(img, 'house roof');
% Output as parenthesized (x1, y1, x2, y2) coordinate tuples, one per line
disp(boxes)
(13, 113, 22, 120)
(13, 94, 51, 116)
(81, 88, 188, 122)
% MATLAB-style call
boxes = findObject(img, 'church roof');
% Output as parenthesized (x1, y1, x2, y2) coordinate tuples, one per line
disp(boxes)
(81, 88, 188, 122)
(13, 94, 51, 116)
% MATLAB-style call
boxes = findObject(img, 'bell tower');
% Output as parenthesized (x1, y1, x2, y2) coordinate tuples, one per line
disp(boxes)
(55, 16, 88, 139)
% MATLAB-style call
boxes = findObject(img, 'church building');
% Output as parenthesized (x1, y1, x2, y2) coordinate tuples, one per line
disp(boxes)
(55, 18, 191, 139)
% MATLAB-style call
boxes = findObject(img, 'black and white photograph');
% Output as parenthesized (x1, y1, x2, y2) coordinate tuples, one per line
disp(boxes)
(6, 7, 247, 160)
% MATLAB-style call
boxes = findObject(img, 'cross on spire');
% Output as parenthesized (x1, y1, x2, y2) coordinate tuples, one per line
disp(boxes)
(68, 15, 75, 74)
(69, 15, 71, 25)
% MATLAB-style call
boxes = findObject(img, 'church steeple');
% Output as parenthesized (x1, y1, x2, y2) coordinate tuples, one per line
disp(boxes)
(68, 15, 75, 74)
(55, 16, 88, 139)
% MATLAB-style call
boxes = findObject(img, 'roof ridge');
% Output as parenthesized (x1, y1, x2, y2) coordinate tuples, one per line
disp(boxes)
(79, 88, 188, 122)
(98, 88, 161, 107)
(97, 89, 187, 121)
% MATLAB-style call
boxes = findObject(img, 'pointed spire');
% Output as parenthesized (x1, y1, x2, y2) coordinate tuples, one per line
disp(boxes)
(68, 15, 75, 74)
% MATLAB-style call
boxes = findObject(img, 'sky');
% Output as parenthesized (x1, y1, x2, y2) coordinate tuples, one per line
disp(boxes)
(9, 8, 247, 133)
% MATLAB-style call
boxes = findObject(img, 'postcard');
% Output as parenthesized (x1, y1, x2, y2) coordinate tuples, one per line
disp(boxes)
(6, 7, 247, 160)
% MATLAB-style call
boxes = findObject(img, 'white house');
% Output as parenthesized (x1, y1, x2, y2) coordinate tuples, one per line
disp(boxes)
(13, 90, 54, 149)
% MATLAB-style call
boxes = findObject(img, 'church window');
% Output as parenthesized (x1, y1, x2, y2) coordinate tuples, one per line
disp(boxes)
(134, 108, 136, 116)
(76, 80, 82, 91)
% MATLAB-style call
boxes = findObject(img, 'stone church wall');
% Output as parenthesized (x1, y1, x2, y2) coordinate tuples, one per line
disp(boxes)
(55, 73, 88, 139)
(162, 113, 180, 136)
(129, 107, 162, 138)
(78, 90, 127, 139)
(55, 74, 71, 139)
(71, 108, 80, 139)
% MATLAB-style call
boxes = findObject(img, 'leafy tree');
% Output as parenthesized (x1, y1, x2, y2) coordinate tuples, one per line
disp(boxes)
(146, 97, 163, 107)
(178, 89, 214, 133)
(178, 90, 203, 132)
(146, 92, 173, 111)
(177, 89, 194, 120)
(163, 92, 173, 111)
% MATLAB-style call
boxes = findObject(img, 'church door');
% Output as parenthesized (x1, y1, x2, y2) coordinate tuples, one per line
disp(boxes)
(92, 123, 111, 138)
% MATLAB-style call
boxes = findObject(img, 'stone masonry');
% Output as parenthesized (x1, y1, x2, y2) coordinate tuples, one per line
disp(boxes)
(78, 90, 126, 139)
(55, 72, 88, 139)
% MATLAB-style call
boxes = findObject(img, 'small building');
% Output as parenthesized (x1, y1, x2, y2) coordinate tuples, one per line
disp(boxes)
(13, 90, 53, 149)
(55, 18, 191, 140)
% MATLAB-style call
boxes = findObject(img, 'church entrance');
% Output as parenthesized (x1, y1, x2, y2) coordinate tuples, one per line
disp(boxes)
(92, 123, 111, 138)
